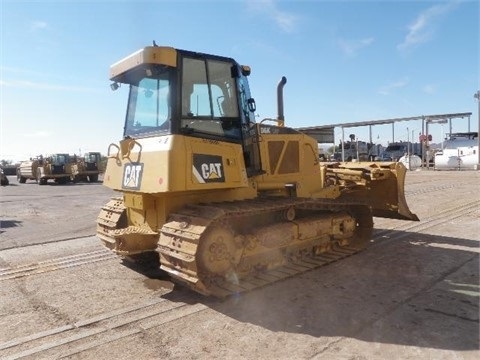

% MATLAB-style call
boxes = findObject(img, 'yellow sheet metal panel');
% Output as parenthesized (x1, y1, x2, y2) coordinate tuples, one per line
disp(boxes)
(110, 46, 177, 80)
(186, 137, 249, 190)
(103, 135, 250, 194)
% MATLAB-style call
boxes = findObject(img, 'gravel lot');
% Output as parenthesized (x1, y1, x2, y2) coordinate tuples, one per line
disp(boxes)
(0, 170, 479, 359)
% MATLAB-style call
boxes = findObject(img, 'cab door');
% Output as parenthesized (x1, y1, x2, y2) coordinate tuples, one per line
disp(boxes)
(236, 69, 263, 177)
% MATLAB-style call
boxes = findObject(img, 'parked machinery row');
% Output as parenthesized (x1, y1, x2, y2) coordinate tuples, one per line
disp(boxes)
(16, 152, 102, 185)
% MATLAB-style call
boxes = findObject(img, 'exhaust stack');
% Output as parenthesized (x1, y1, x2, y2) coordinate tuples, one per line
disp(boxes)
(277, 76, 287, 127)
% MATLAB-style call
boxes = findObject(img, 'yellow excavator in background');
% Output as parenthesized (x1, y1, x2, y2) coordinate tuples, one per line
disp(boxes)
(97, 44, 418, 297)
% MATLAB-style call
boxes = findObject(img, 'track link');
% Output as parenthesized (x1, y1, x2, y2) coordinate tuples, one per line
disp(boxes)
(158, 197, 373, 297)
(197, 244, 361, 298)
(96, 197, 127, 250)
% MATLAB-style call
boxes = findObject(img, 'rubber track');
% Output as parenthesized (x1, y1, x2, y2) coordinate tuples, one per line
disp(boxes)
(159, 197, 369, 298)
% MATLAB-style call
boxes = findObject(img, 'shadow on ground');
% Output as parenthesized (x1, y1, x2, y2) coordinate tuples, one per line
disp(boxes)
(0, 219, 22, 234)
(157, 230, 479, 352)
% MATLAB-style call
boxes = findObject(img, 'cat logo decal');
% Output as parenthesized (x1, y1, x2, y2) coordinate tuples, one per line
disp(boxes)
(122, 163, 144, 190)
(192, 154, 225, 183)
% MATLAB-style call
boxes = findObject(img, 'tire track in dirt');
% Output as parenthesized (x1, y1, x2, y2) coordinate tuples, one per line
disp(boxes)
(0, 296, 207, 360)
(0, 250, 118, 281)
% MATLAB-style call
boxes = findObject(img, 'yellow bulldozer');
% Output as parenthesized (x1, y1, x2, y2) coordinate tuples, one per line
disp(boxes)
(72, 152, 102, 183)
(97, 45, 419, 297)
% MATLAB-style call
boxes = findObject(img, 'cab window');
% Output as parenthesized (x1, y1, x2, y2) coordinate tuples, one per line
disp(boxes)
(181, 57, 240, 139)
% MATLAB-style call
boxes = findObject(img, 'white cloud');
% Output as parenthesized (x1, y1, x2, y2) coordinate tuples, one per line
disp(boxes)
(246, 0, 299, 33)
(339, 37, 374, 57)
(378, 78, 409, 95)
(397, 1, 458, 52)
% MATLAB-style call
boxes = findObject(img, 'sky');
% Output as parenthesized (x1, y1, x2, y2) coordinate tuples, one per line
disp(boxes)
(1, 0, 479, 162)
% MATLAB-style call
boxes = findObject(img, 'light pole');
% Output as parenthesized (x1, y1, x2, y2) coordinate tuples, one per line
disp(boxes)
(406, 127, 411, 170)
(475, 90, 480, 169)
(407, 127, 410, 154)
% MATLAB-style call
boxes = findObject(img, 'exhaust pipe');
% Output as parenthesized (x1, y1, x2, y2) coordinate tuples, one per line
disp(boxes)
(277, 76, 287, 126)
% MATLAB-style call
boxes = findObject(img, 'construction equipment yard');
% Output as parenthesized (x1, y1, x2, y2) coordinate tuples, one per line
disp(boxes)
(0, 170, 478, 359)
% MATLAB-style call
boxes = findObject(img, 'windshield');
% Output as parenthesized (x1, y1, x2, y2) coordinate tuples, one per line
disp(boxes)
(85, 153, 100, 163)
(124, 65, 173, 137)
(385, 145, 406, 151)
(51, 154, 69, 165)
(120, 57, 248, 142)
(180, 57, 241, 140)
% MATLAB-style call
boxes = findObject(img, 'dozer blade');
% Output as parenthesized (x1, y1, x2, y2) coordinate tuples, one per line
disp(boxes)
(328, 162, 419, 221)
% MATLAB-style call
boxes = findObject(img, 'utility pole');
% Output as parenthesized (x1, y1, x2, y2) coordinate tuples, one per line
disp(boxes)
(475, 90, 480, 170)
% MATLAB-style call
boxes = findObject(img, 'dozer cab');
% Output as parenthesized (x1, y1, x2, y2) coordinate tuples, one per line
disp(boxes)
(97, 45, 418, 297)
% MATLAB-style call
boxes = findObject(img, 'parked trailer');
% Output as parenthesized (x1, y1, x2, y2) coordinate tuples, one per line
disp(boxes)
(434, 132, 479, 170)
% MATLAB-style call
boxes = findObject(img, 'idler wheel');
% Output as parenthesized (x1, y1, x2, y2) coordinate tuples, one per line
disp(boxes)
(197, 225, 239, 277)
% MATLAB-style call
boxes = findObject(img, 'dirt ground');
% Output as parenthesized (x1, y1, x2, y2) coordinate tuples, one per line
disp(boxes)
(0, 169, 479, 359)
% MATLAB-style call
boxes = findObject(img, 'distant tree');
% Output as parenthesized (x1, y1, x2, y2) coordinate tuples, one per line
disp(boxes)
(0, 159, 13, 167)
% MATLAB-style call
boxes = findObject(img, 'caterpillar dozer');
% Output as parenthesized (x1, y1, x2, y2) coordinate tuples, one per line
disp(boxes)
(97, 45, 419, 297)
(73, 152, 102, 183)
